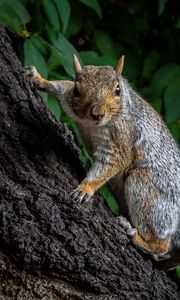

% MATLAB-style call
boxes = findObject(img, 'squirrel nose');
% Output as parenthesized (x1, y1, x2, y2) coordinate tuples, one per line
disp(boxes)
(90, 105, 105, 121)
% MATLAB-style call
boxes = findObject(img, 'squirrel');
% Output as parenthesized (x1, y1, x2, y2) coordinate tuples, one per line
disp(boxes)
(26, 54, 180, 258)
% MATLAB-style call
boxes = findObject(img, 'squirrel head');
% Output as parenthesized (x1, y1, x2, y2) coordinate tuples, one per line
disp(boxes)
(69, 54, 125, 126)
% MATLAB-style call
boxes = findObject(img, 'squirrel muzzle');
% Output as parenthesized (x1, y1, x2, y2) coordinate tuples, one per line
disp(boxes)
(90, 104, 105, 121)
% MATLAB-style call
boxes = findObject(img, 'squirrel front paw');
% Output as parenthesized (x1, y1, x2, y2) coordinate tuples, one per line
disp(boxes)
(70, 189, 92, 204)
(25, 65, 38, 79)
(25, 66, 44, 89)
(70, 183, 94, 204)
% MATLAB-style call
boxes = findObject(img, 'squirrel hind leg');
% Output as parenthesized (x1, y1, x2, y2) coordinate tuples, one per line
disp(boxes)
(118, 216, 171, 255)
(124, 169, 176, 255)
(133, 232, 171, 255)
(152, 199, 179, 240)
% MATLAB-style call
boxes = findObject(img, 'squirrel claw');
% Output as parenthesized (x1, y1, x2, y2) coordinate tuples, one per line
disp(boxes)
(127, 228, 137, 238)
(70, 189, 92, 204)
(25, 65, 38, 77)
(117, 216, 137, 238)
(25, 66, 40, 89)
(117, 216, 132, 229)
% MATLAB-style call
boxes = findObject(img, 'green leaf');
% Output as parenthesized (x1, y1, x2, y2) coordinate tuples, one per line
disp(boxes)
(80, 147, 92, 167)
(78, 0, 102, 18)
(150, 98, 162, 113)
(28, 1, 43, 32)
(54, 0, 71, 33)
(42, 0, 60, 31)
(31, 36, 48, 57)
(48, 70, 69, 81)
(79, 50, 99, 64)
(123, 52, 141, 81)
(47, 49, 62, 73)
(99, 186, 119, 215)
(47, 44, 72, 79)
(8, 0, 30, 24)
(65, 1, 84, 37)
(149, 64, 180, 97)
(142, 51, 159, 80)
(168, 121, 180, 141)
(60, 115, 92, 167)
(80, 51, 117, 66)
(50, 33, 82, 77)
(48, 96, 61, 119)
(0, 0, 31, 25)
(0, 3, 22, 33)
(158, 0, 167, 16)
(176, 266, 180, 277)
(45, 24, 58, 43)
(19, 0, 28, 5)
(39, 91, 48, 103)
(164, 81, 180, 123)
(24, 38, 48, 79)
(94, 30, 117, 57)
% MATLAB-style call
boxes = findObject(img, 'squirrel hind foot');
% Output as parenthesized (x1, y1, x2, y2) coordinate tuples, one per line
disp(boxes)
(117, 215, 137, 238)
(153, 253, 171, 262)
(117, 216, 171, 255)
(133, 232, 171, 255)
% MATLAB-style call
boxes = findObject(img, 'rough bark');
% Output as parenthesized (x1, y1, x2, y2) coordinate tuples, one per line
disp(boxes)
(0, 27, 178, 300)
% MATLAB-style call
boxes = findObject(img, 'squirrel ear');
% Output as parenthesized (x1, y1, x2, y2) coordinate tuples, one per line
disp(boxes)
(115, 55, 125, 76)
(73, 54, 82, 74)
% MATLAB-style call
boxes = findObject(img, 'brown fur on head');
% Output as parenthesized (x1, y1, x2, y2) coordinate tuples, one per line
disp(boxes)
(70, 55, 124, 126)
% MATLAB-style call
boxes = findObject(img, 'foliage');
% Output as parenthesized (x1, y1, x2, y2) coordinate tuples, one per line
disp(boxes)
(0, 0, 179, 274)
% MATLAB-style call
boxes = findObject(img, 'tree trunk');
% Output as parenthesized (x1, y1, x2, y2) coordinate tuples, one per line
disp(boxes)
(0, 27, 178, 300)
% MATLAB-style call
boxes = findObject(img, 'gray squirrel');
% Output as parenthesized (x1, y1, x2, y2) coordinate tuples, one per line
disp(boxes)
(26, 55, 180, 257)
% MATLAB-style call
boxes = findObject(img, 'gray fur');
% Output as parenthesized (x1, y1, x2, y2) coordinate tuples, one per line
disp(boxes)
(118, 78, 180, 248)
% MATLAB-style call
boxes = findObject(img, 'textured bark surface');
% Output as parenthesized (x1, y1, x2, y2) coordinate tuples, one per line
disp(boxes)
(0, 27, 178, 299)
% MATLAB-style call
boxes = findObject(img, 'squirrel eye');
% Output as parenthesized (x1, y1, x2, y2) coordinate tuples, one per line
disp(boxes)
(114, 84, 121, 96)
(73, 86, 80, 97)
